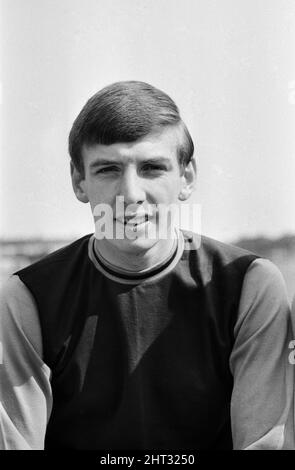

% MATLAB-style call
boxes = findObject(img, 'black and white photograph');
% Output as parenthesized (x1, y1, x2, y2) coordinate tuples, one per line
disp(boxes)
(0, 0, 295, 455)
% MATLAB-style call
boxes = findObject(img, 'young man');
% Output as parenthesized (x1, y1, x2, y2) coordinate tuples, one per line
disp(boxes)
(0, 81, 294, 450)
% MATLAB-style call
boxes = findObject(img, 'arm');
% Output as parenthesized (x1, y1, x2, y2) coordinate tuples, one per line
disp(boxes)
(230, 259, 295, 450)
(0, 275, 52, 449)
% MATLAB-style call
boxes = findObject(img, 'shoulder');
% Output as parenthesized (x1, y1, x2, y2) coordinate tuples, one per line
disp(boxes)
(178, 231, 262, 301)
(194, 236, 289, 303)
(236, 258, 291, 336)
(15, 234, 93, 277)
(181, 229, 258, 258)
(243, 257, 289, 293)
(181, 230, 259, 282)
(241, 258, 290, 308)
(0, 275, 43, 357)
(0, 274, 37, 314)
(200, 234, 258, 260)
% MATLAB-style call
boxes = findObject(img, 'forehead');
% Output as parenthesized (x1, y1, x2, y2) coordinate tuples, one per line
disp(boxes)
(82, 126, 181, 165)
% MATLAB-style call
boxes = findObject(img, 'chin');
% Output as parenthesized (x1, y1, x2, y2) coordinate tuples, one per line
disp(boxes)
(110, 235, 160, 254)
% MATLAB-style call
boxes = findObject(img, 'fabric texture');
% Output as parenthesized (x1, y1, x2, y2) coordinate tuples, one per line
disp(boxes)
(0, 230, 293, 449)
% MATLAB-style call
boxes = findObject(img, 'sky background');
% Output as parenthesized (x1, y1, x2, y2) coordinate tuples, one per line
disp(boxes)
(1, 0, 295, 242)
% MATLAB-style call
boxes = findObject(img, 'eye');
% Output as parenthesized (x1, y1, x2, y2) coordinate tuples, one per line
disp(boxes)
(96, 166, 119, 174)
(142, 164, 166, 173)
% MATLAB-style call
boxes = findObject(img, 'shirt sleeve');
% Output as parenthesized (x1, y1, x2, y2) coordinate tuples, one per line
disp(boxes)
(230, 258, 295, 450)
(0, 275, 52, 450)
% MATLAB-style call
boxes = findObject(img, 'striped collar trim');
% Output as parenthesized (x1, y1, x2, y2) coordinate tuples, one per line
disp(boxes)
(88, 231, 185, 285)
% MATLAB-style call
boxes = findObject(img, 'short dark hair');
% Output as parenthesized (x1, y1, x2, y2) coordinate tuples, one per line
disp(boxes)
(69, 81, 194, 174)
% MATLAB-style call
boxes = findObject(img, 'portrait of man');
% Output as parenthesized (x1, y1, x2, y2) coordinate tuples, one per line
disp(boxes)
(0, 80, 293, 450)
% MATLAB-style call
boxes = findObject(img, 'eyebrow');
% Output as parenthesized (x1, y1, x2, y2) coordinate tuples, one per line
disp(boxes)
(89, 157, 172, 169)
(89, 159, 120, 169)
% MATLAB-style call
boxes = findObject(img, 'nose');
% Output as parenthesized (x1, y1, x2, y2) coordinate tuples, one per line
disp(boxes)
(118, 167, 146, 206)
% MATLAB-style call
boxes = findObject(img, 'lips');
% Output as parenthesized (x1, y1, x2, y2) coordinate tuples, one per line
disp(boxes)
(116, 214, 150, 226)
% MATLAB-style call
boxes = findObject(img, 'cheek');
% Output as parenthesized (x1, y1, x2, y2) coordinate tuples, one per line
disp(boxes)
(86, 180, 113, 205)
(158, 179, 181, 203)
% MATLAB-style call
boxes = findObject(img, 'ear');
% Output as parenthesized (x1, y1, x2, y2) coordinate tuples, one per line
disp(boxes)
(178, 159, 197, 201)
(70, 161, 89, 203)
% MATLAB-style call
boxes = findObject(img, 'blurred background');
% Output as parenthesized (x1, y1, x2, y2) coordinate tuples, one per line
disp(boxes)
(1, 0, 295, 300)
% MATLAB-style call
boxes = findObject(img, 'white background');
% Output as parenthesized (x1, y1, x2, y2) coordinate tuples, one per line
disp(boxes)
(1, 0, 295, 241)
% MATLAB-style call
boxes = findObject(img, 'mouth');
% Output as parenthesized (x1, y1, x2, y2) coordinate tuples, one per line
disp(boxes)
(115, 214, 150, 226)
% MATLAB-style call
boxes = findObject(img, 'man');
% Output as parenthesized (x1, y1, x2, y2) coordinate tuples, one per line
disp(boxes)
(0, 81, 294, 450)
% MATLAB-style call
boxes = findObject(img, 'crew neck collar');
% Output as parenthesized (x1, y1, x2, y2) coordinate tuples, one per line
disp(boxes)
(88, 230, 185, 285)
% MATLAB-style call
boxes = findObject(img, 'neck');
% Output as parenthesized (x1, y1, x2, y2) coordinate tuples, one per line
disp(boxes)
(94, 233, 178, 273)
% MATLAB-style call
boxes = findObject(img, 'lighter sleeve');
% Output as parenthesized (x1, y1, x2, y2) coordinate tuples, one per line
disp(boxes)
(230, 258, 295, 450)
(0, 275, 52, 450)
